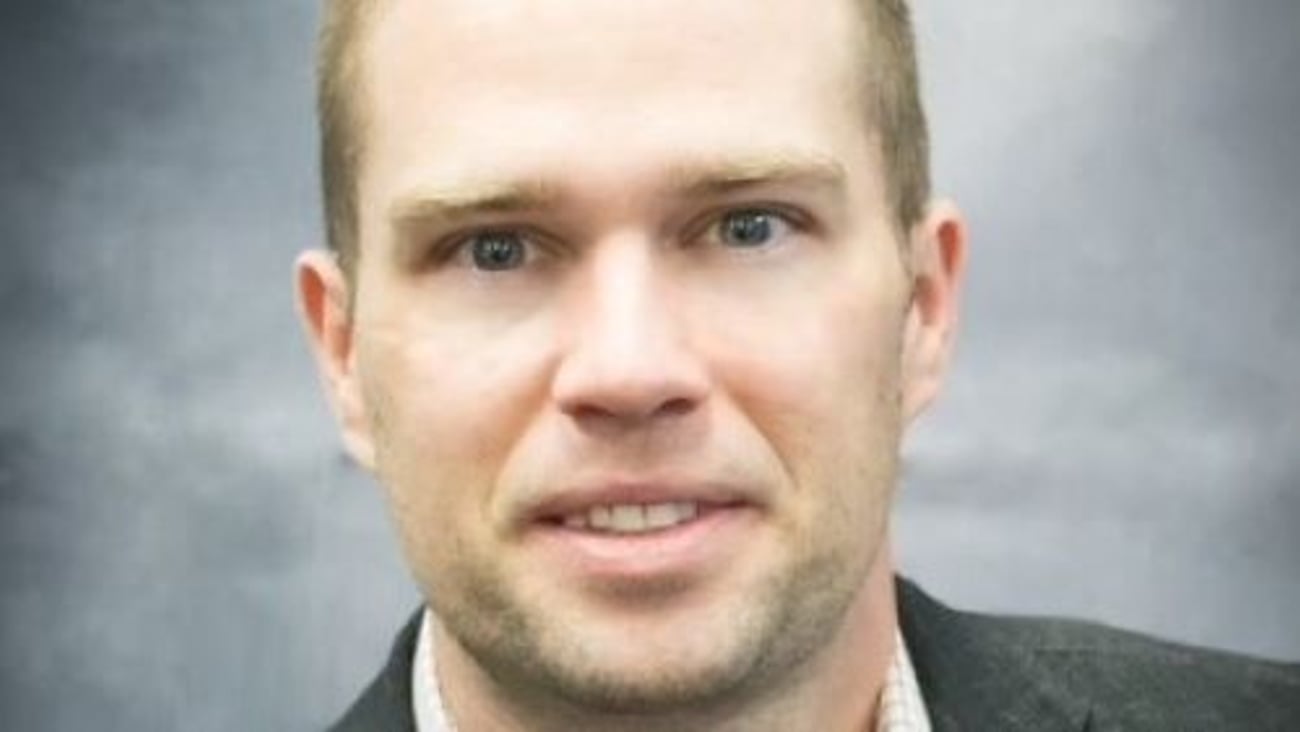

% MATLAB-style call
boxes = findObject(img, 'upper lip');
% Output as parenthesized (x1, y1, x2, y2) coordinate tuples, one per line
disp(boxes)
(520, 479, 756, 526)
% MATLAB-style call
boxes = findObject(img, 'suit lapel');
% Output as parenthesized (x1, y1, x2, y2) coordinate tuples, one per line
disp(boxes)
(897, 578, 1094, 732)
(328, 609, 422, 732)
(333, 582, 1096, 731)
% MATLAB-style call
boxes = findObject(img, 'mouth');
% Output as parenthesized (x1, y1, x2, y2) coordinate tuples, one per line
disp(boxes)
(523, 489, 759, 583)
(524, 480, 757, 538)
(545, 500, 716, 535)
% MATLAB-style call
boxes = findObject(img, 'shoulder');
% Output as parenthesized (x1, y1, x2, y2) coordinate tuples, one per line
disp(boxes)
(897, 577, 1300, 731)
(327, 610, 421, 732)
(964, 604, 1300, 729)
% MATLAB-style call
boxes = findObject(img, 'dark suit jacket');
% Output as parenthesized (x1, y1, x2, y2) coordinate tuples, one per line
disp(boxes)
(329, 578, 1300, 731)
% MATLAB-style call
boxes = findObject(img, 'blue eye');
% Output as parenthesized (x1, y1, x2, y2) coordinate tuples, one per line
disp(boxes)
(466, 231, 527, 271)
(715, 209, 790, 248)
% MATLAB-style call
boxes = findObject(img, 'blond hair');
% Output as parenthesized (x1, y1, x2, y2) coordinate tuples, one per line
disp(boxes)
(316, 0, 930, 272)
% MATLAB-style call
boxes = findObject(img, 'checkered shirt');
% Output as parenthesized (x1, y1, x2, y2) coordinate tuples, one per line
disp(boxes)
(413, 609, 931, 731)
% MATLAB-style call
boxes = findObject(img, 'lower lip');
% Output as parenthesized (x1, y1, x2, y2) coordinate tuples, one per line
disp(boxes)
(527, 505, 758, 584)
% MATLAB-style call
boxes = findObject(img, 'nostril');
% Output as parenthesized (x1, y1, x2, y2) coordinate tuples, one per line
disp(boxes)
(569, 403, 615, 422)
(659, 397, 696, 418)
(568, 397, 695, 422)
(563, 395, 700, 431)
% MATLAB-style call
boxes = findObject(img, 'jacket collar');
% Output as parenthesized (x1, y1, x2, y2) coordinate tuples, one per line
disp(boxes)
(897, 577, 1094, 732)
(331, 578, 1096, 732)
(328, 609, 420, 732)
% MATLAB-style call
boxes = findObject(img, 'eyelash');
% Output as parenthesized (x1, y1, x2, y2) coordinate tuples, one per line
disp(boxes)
(428, 227, 547, 268)
(432, 204, 812, 269)
(693, 205, 808, 249)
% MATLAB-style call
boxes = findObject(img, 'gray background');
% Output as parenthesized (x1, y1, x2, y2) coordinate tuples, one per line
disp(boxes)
(1, 0, 1296, 729)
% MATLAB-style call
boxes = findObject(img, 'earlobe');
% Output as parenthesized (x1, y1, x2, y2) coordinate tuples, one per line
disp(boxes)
(900, 200, 967, 423)
(294, 250, 377, 470)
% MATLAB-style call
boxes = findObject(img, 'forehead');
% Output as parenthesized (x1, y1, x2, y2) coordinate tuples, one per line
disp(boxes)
(357, 0, 872, 201)
(364, 0, 864, 88)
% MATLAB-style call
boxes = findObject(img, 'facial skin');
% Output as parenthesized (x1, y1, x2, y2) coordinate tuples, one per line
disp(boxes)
(298, 0, 965, 729)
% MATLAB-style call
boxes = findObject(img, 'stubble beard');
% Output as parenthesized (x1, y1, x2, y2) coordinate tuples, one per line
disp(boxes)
(428, 493, 888, 721)
(396, 361, 906, 722)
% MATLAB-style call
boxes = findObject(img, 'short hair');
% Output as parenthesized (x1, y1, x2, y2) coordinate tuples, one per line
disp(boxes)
(317, 0, 930, 274)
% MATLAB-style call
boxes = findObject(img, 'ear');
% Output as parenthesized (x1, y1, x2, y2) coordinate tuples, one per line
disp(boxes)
(900, 200, 967, 424)
(294, 250, 376, 470)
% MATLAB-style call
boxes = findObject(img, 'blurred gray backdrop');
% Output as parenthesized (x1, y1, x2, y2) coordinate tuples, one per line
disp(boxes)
(1, 0, 1296, 730)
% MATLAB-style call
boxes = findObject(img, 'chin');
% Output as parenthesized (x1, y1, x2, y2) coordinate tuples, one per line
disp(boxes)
(443, 542, 864, 716)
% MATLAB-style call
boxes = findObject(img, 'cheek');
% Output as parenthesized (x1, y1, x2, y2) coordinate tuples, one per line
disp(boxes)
(704, 267, 906, 509)
(355, 315, 555, 537)
(714, 271, 904, 420)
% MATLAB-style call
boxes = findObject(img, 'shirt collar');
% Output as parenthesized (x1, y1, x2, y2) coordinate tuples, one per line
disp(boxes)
(412, 608, 930, 731)
(412, 608, 452, 732)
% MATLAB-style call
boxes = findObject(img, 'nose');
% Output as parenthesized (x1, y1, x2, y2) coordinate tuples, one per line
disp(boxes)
(551, 237, 710, 429)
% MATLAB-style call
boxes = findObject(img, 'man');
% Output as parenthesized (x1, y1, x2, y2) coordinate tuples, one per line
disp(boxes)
(295, 0, 1300, 729)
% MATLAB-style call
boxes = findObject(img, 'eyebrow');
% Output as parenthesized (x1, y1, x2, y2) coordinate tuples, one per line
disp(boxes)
(386, 153, 848, 230)
(664, 154, 848, 198)
(388, 179, 564, 229)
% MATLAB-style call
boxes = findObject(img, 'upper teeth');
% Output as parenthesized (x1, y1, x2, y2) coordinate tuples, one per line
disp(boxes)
(563, 502, 699, 534)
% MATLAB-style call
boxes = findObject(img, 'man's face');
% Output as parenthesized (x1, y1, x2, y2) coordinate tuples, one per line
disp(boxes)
(316, 0, 951, 713)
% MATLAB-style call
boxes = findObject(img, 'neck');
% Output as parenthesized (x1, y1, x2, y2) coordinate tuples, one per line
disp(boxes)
(430, 550, 899, 732)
